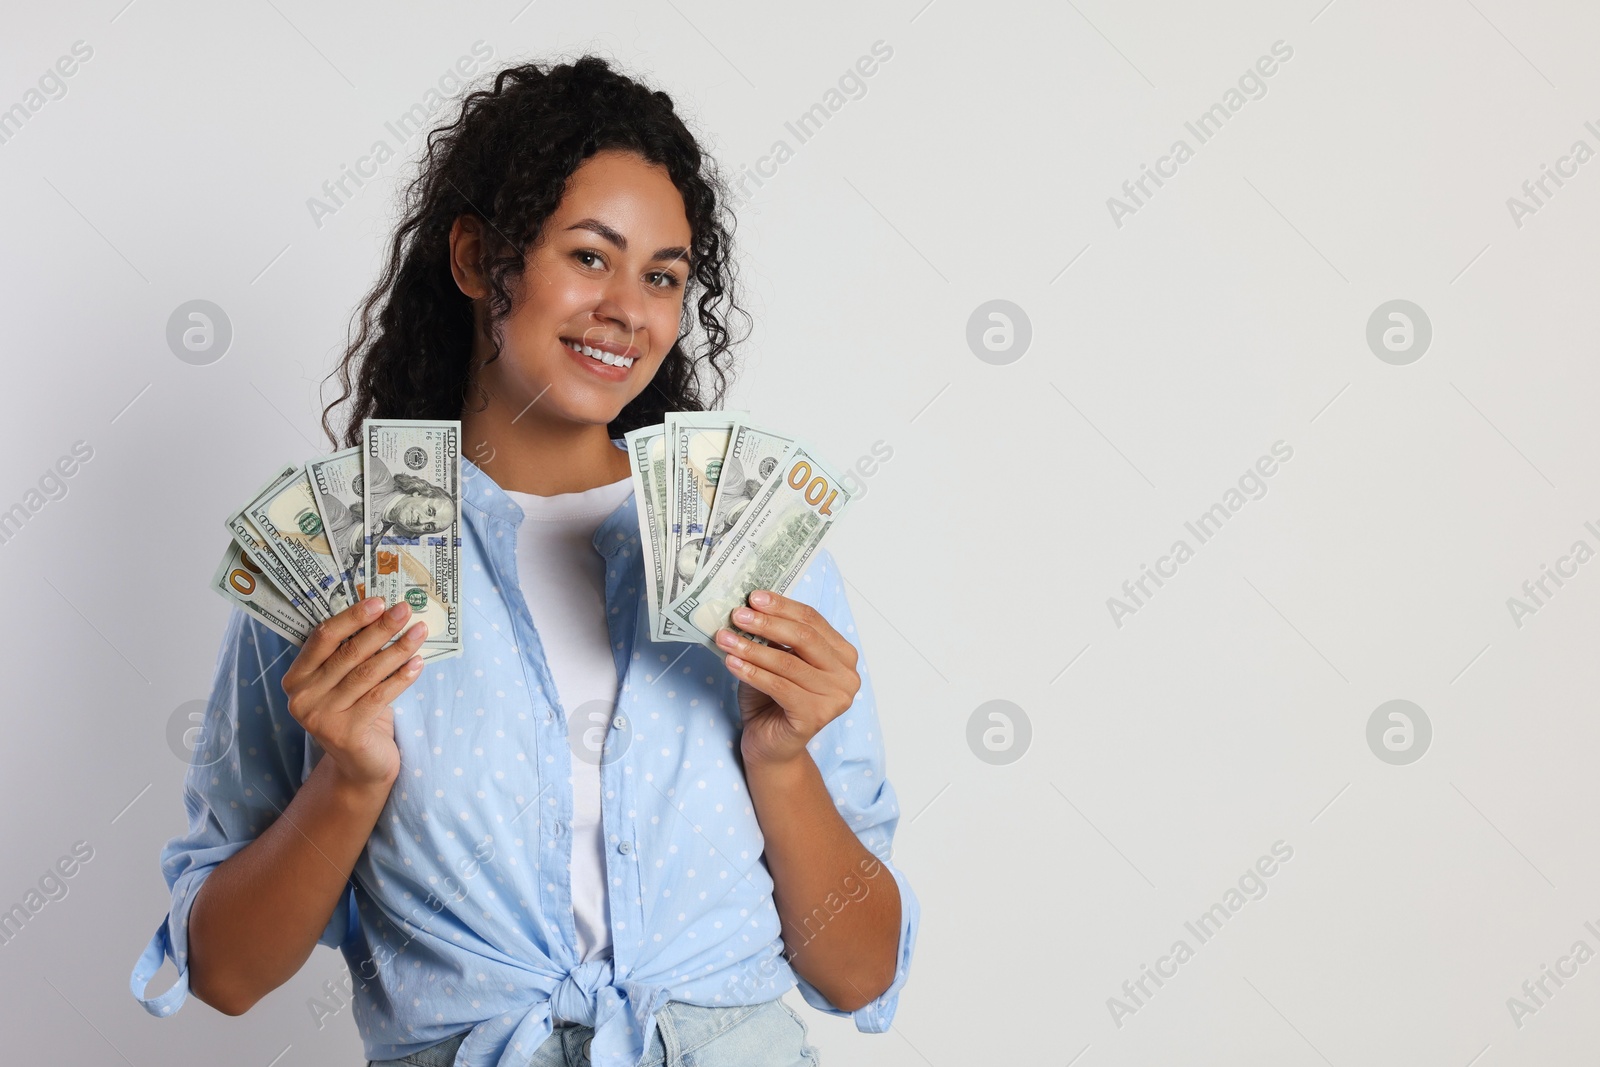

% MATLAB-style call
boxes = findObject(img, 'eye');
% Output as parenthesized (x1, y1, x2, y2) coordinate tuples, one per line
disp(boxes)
(646, 271, 683, 290)
(573, 249, 606, 270)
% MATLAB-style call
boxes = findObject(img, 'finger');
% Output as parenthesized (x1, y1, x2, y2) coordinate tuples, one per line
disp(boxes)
(351, 650, 427, 712)
(723, 647, 810, 710)
(748, 591, 854, 664)
(305, 600, 417, 701)
(285, 596, 387, 688)
(718, 627, 831, 697)
(732, 597, 843, 670)
(329, 618, 430, 708)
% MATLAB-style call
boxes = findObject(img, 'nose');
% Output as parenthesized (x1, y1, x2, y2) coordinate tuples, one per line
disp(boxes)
(587, 271, 648, 352)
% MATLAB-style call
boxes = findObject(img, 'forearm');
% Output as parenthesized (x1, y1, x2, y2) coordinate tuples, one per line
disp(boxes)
(746, 754, 901, 1011)
(187, 756, 391, 1015)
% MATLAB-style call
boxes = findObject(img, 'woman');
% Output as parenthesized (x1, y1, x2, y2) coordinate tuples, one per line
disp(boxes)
(129, 56, 919, 1067)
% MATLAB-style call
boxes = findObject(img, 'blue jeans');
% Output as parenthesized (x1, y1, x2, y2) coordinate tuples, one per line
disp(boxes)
(364, 997, 819, 1066)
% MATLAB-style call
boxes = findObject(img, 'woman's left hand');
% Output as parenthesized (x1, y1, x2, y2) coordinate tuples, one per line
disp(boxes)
(716, 589, 861, 769)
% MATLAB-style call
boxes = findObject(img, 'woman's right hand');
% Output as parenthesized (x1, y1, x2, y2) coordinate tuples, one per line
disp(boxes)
(281, 596, 430, 791)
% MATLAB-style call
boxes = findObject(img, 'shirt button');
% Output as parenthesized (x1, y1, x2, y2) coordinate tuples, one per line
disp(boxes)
(612, 715, 627, 730)
(618, 841, 632, 855)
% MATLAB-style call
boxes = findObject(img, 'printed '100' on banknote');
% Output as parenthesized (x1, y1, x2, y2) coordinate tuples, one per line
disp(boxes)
(363, 419, 462, 653)
(663, 440, 855, 649)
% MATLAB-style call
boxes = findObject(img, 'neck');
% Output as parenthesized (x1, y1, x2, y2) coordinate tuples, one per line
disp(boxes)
(461, 394, 630, 497)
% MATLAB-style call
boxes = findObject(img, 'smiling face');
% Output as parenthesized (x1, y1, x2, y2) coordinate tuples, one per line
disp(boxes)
(463, 148, 694, 430)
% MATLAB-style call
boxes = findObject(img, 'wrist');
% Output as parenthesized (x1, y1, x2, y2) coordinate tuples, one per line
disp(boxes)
(319, 758, 397, 811)
(743, 748, 814, 784)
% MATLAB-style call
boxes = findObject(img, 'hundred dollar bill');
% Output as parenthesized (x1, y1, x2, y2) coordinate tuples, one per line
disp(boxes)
(363, 419, 462, 653)
(247, 467, 352, 615)
(624, 425, 692, 642)
(211, 537, 315, 645)
(664, 410, 748, 614)
(211, 536, 458, 663)
(698, 421, 797, 571)
(226, 464, 331, 622)
(663, 440, 855, 649)
(307, 447, 367, 603)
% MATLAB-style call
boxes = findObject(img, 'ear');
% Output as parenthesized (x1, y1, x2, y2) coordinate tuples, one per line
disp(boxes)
(448, 215, 490, 300)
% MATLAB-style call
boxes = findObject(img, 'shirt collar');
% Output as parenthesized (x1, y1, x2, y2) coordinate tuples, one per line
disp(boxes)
(460, 439, 637, 561)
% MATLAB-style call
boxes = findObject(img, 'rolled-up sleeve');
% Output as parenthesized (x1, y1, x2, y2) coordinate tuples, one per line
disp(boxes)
(789, 548, 920, 1032)
(129, 609, 357, 1017)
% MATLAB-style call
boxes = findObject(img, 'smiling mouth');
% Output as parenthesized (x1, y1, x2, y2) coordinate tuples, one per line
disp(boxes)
(562, 338, 638, 368)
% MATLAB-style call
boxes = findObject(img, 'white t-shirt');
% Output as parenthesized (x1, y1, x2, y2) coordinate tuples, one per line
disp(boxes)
(504, 475, 633, 967)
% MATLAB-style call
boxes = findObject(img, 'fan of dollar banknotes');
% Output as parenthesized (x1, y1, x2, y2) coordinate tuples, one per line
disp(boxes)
(625, 412, 855, 651)
(211, 419, 464, 663)
(210, 412, 854, 664)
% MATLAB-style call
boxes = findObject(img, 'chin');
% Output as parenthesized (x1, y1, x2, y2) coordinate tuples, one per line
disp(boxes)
(548, 394, 630, 429)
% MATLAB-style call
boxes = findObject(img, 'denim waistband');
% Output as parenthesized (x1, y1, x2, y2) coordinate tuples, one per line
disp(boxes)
(644, 998, 767, 1064)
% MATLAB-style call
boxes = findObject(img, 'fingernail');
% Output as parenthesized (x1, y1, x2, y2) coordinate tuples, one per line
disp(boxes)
(408, 623, 429, 643)
(406, 656, 423, 672)
(751, 591, 772, 606)
(732, 607, 754, 624)
(363, 597, 384, 616)
(388, 601, 411, 621)
(717, 629, 738, 648)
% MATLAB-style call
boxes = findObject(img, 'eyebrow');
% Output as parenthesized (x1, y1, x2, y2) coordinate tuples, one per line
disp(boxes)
(565, 218, 689, 264)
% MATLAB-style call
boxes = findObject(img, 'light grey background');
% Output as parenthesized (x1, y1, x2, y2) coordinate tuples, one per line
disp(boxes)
(2, 0, 1596, 1064)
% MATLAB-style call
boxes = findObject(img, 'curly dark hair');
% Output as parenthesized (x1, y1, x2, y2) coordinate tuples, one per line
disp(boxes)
(319, 54, 749, 450)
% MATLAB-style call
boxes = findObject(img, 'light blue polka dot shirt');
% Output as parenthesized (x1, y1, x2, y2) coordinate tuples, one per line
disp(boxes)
(130, 447, 920, 1067)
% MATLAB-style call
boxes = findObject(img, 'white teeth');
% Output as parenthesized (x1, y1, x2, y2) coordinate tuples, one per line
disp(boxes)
(565, 340, 634, 368)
